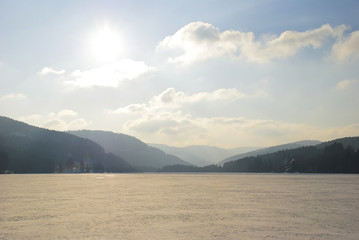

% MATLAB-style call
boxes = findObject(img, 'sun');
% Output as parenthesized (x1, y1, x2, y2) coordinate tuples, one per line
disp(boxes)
(90, 25, 121, 62)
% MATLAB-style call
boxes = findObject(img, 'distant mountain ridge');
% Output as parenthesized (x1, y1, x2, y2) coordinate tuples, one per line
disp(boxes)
(0, 116, 134, 173)
(159, 136, 359, 173)
(69, 130, 191, 171)
(2, 115, 358, 174)
(218, 140, 322, 165)
(149, 143, 259, 166)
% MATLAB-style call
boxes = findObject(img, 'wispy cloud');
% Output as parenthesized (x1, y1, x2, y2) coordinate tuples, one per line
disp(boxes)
(38, 67, 66, 75)
(20, 110, 89, 131)
(0, 93, 27, 101)
(67, 59, 155, 88)
(336, 79, 359, 89)
(157, 22, 348, 64)
(41, 118, 89, 131)
(57, 109, 78, 117)
(113, 87, 246, 114)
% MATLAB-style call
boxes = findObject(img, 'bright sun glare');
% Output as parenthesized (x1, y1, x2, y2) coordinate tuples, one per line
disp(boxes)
(90, 25, 121, 62)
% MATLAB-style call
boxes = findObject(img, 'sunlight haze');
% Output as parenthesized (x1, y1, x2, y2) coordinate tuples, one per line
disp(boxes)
(0, 0, 358, 148)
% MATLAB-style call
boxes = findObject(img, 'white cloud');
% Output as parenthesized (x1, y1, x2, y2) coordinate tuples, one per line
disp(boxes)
(109, 87, 359, 147)
(122, 112, 322, 148)
(38, 67, 65, 75)
(122, 109, 359, 148)
(156, 22, 252, 64)
(157, 22, 348, 64)
(41, 117, 90, 131)
(66, 118, 89, 130)
(113, 104, 146, 114)
(19, 110, 89, 131)
(150, 87, 246, 106)
(42, 118, 67, 130)
(68, 59, 155, 87)
(0, 93, 27, 101)
(336, 79, 359, 89)
(57, 109, 78, 117)
(332, 30, 359, 61)
(113, 87, 246, 114)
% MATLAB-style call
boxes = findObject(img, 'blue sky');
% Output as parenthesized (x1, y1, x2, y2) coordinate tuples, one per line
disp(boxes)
(1, 0, 359, 147)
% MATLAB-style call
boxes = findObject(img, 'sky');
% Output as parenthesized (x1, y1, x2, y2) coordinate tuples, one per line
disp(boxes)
(1, 0, 359, 148)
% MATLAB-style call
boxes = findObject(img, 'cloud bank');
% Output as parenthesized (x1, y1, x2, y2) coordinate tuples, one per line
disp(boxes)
(157, 22, 348, 64)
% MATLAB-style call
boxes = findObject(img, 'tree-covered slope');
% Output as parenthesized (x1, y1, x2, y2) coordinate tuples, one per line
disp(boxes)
(222, 140, 359, 173)
(218, 140, 321, 165)
(0, 116, 134, 173)
(159, 137, 359, 173)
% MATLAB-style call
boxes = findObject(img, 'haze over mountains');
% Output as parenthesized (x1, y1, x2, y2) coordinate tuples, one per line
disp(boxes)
(69, 130, 190, 171)
(149, 144, 259, 166)
(1, 115, 359, 174)
(160, 137, 359, 173)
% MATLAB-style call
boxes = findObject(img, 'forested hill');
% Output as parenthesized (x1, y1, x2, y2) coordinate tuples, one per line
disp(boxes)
(0, 116, 135, 173)
(218, 140, 321, 166)
(316, 137, 359, 150)
(69, 130, 191, 171)
(160, 137, 359, 173)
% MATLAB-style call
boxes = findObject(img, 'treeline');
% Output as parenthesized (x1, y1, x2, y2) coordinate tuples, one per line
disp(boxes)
(159, 142, 359, 173)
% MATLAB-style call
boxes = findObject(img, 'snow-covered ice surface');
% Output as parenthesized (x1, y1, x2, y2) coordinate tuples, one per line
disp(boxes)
(1, 173, 359, 239)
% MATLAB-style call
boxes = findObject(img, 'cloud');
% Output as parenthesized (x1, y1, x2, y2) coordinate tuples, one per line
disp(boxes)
(336, 79, 359, 89)
(67, 59, 155, 87)
(156, 22, 252, 64)
(150, 87, 246, 107)
(122, 112, 322, 148)
(332, 30, 359, 61)
(38, 67, 65, 75)
(20, 110, 89, 131)
(0, 93, 27, 101)
(122, 110, 359, 148)
(41, 117, 90, 131)
(42, 118, 67, 130)
(156, 22, 348, 64)
(113, 104, 146, 114)
(108, 87, 359, 147)
(57, 109, 78, 117)
(113, 87, 246, 114)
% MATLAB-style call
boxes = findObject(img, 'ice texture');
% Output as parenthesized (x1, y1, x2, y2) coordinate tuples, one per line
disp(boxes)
(1, 173, 359, 239)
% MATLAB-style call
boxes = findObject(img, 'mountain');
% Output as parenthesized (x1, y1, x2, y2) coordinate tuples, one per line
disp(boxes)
(0, 116, 134, 173)
(149, 143, 259, 166)
(159, 137, 359, 173)
(222, 137, 359, 173)
(68, 130, 191, 171)
(218, 140, 321, 165)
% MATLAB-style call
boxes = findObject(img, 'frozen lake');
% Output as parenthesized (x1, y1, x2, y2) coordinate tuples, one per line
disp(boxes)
(1, 173, 359, 239)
